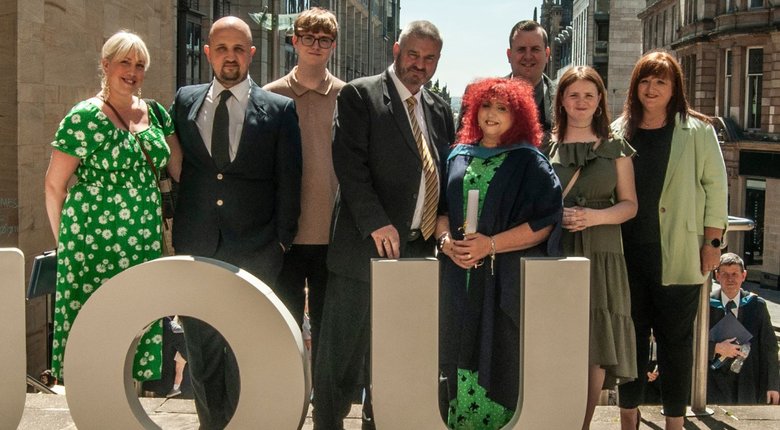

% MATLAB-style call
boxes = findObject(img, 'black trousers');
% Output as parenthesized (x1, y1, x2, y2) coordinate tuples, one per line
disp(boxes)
(275, 244, 329, 376)
(181, 317, 239, 430)
(313, 237, 434, 429)
(182, 237, 282, 429)
(618, 244, 701, 417)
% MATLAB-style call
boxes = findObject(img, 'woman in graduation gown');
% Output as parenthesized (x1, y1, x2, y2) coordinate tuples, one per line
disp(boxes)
(436, 77, 563, 429)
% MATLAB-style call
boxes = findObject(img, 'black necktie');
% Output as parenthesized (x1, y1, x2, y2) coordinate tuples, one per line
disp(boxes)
(212, 90, 232, 169)
(725, 300, 736, 316)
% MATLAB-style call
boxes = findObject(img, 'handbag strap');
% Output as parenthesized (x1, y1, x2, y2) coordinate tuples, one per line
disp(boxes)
(561, 139, 602, 199)
(103, 99, 159, 181)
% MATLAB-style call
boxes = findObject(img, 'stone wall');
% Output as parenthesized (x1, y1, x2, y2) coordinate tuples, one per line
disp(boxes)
(762, 177, 780, 288)
(607, 0, 644, 119)
(5, 0, 177, 378)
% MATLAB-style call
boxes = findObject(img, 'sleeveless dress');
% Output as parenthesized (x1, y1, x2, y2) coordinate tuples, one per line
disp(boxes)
(50, 100, 173, 381)
(549, 138, 638, 387)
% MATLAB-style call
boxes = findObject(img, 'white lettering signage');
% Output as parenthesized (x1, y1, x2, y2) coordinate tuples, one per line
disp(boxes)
(64, 256, 309, 429)
(1, 251, 588, 429)
(371, 257, 589, 429)
(0, 248, 25, 429)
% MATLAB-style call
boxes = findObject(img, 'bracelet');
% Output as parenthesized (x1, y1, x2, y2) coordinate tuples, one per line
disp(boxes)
(489, 236, 496, 275)
(437, 231, 450, 252)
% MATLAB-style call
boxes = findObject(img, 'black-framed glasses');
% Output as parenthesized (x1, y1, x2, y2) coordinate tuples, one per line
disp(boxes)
(297, 34, 334, 49)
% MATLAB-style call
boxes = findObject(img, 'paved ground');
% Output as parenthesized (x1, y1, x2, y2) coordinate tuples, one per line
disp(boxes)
(17, 394, 780, 429)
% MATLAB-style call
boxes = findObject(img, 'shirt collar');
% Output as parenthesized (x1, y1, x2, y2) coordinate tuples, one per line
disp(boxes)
(388, 64, 420, 105)
(288, 66, 333, 97)
(210, 77, 251, 103)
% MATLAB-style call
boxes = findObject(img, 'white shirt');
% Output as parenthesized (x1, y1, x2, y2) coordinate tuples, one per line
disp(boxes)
(720, 291, 740, 318)
(388, 65, 437, 231)
(196, 78, 252, 162)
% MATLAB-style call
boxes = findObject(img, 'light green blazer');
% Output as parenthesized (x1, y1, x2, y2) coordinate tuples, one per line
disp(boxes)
(613, 114, 728, 285)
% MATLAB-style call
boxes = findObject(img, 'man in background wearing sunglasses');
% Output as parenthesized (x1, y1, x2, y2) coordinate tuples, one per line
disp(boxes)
(264, 7, 345, 387)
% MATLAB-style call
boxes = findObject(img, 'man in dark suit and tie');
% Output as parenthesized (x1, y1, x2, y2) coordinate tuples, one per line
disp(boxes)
(169, 16, 301, 429)
(708, 253, 779, 405)
(313, 20, 455, 430)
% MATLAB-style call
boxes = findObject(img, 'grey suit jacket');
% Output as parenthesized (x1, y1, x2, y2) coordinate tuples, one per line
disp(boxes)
(327, 70, 455, 282)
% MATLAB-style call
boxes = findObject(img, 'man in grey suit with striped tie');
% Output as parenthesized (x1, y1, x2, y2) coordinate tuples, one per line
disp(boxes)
(313, 20, 455, 430)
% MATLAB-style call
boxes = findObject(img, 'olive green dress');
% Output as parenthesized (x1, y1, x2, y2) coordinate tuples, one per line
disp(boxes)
(549, 138, 638, 387)
(50, 100, 173, 382)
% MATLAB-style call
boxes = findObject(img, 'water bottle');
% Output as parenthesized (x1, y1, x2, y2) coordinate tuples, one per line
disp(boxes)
(730, 343, 751, 374)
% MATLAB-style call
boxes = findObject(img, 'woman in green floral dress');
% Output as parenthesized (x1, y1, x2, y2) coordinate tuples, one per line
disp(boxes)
(437, 78, 562, 429)
(44, 30, 181, 382)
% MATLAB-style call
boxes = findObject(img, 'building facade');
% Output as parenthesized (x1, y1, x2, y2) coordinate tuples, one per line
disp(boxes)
(638, 0, 780, 288)
(1, 0, 398, 380)
(540, 0, 643, 119)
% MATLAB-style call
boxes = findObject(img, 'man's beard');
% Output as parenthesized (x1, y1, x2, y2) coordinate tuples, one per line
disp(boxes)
(217, 64, 244, 85)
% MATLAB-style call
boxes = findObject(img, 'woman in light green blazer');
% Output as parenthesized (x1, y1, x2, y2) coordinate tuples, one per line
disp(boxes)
(611, 51, 728, 430)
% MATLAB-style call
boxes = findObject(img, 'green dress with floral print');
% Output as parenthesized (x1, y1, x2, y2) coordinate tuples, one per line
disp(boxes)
(50, 100, 173, 382)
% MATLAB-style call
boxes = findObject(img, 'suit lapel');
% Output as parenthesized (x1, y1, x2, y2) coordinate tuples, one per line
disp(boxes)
(232, 82, 267, 167)
(662, 113, 688, 195)
(187, 85, 213, 163)
(383, 71, 421, 160)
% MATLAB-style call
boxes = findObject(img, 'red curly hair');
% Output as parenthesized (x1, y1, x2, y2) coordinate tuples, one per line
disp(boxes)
(456, 77, 541, 147)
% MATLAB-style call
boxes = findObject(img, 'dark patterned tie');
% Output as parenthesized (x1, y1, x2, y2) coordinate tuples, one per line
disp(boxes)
(405, 96, 438, 240)
(725, 300, 736, 317)
(212, 90, 232, 169)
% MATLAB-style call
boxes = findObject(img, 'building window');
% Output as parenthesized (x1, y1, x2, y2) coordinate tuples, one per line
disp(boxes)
(176, 2, 205, 88)
(185, 21, 203, 86)
(214, 0, 231, 18)
(745, 47, 763, 130)
(743, 178, 765, 266)
(683, 54, 696, 105)
(662, 10, 667, 45)
(750, 0, 763, 8)
(723, 49, 732, 118)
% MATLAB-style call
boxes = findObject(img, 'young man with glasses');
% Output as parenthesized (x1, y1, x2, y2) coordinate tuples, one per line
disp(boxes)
(264, 7, 345, 384)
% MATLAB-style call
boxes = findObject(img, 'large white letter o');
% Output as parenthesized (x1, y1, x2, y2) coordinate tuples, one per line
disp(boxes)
(64, 256, 309, 429)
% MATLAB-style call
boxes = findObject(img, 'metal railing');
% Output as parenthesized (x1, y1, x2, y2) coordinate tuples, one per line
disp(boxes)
(689, 216, 755, 415)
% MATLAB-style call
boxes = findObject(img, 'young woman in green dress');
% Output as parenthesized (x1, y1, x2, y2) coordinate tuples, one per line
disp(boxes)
(44, 30, 182, 383)
(548, 66, 638, 430)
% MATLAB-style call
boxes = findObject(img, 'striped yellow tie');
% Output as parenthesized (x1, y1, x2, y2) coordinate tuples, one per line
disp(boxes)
(406, 97, 439, 240)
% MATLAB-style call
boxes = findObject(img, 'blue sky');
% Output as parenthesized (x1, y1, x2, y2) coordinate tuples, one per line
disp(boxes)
(399, 0, 538, 98)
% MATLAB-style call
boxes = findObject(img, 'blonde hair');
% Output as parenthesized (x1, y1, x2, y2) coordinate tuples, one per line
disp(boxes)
(99, 30, 150, 95)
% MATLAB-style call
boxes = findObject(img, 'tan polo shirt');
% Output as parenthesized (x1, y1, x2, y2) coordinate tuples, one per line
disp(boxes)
(264, 67, 345, 244)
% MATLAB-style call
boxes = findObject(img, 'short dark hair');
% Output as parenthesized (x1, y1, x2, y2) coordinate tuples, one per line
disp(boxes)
(398, 20, 442, 47)
(508, 20, 548, 47)
(294, 7, 339, 38)
(718, 253, 746, 272)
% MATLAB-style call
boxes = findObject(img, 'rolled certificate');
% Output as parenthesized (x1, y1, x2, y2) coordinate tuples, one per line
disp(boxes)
(465, 189, 479, 234)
